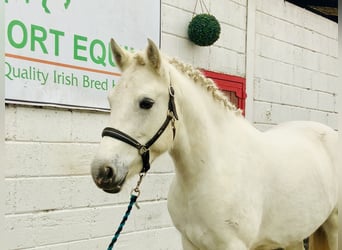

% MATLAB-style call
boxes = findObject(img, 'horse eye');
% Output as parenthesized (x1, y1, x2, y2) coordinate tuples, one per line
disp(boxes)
(139, 98, 155, 109)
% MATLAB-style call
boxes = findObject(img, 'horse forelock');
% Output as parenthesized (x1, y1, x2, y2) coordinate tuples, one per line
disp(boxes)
(168, 58, 242, 115)
(133, 53, 146, 66)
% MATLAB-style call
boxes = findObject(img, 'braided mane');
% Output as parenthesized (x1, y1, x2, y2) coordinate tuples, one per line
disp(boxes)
(133, 53, 241, 115)
(169, 58, 242, 115)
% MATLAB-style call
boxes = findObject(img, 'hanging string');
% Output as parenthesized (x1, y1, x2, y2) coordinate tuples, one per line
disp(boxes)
(192, 0, 199, 17)
(199, 0, 204, 13)
(200, 0, 209, 13)
(192, 0, 210, 16)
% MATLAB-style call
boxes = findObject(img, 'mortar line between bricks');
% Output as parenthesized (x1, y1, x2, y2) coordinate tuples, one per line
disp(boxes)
(4, 140, 101, 144)
(257, 50, 338, 75)
(163, 1, 247, 15)
(254, 99, 338, 113)
(162, 31, 187, 41)
(257, 33, 338, 60)
(4, 172, 175, 180)
(162, 32, 247, 56)
(105, 225, 177, 237)
(256, 9, 338, 40)
(257, 54, 338, 78)
(4, 199, 169, 217)
(254, 72, 339, 93)
(257, 51, 338, 75)
(164, 31, 247, 57)
(18, 226, 177, 250)
(4, 174, 91, 180)
(161, 6, 246, 33)
(162, 32, 247, 55)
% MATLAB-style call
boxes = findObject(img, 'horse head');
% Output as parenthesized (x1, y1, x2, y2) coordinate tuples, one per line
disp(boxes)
(91, 38, 177, 193)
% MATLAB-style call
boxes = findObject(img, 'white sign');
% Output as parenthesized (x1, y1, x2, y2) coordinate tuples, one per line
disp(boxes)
(5, 0, 161, 110)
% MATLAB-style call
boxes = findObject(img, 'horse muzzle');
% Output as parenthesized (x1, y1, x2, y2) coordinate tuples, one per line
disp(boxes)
(91, 164, 127, 193)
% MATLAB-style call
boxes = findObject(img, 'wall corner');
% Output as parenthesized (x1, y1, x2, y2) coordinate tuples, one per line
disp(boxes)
(245, 0, 256, 123)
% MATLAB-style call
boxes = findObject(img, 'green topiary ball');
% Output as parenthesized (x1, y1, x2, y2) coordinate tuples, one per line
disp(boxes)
(188, 14, 221, 46)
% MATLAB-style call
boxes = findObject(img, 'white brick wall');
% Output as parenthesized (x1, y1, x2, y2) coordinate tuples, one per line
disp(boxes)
(254, 0, 338, 131)
(5, 105, 180, 249)
(4, 0, 339, 249)
(161, 0, 247, 76)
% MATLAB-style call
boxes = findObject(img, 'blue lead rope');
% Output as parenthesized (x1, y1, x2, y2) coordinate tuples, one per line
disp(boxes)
(107, 173, 145, 249)
(107, 194, 138, 250)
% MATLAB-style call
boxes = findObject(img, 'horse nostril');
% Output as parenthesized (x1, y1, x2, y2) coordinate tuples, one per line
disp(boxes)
(104, 166, 114, 179)
(95, 166, 115, 187)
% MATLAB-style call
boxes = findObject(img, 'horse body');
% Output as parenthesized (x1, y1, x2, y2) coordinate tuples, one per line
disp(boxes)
(91, 39, 338, 250)
(166, 63, 338, 249)
(255, 123, 337, 249)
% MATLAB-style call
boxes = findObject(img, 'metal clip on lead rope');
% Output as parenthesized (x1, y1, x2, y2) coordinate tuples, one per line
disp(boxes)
(131, 173, 145, 209)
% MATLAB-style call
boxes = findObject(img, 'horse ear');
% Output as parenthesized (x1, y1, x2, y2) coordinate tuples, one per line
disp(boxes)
(110, 38, 131, 71)
(146, 38, 161, 72)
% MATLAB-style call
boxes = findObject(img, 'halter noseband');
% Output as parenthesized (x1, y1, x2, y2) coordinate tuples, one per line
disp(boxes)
(101, 84, 178, 174)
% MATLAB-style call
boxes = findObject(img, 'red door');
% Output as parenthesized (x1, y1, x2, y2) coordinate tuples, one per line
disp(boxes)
(202, 70, 246, 115)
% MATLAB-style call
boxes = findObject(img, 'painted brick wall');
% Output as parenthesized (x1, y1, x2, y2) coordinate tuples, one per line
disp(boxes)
(5, 105, 180, 249)
(161, 0, 247, 76)
(4, 0, 339, 249)
(253, 0, 339, 131)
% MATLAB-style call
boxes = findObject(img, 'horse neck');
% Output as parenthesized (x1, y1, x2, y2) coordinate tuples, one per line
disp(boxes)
(168, 66, 253, 182)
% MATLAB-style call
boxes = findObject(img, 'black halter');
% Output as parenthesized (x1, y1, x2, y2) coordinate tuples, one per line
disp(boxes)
(101, 84, 178, 174)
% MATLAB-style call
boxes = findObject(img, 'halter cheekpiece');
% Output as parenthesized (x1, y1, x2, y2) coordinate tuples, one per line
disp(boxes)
(101, 84, 178, 174)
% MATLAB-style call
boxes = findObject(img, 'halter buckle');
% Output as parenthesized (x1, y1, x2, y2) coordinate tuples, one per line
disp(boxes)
(167, 110, 176, 119)
(139, 146, 149, 155)
(169, 85, 175, 97)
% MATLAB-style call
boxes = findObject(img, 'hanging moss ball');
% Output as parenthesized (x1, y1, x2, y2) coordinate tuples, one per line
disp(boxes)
(188, 14, 221, 46)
